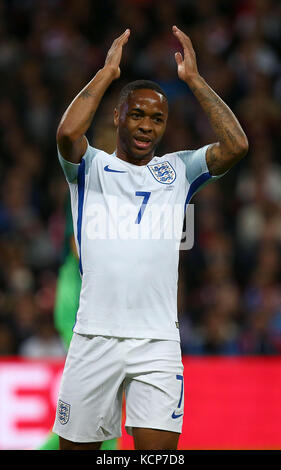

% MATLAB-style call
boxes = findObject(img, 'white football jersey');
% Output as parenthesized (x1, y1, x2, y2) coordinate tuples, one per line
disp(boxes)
(58, 142, 224, 342)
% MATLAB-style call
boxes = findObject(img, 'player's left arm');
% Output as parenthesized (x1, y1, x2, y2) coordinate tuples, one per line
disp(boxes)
(172, 26, 248, 176)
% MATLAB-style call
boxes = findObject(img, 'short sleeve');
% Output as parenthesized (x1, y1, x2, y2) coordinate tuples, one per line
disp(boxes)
(57, 140, 99, 184)
(177, 144, 226, 204)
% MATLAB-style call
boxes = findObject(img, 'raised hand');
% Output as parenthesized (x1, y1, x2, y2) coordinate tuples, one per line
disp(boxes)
(172, 26, 248, 176)
(172, 26, 199, 83)
(104, 29, 131, 80)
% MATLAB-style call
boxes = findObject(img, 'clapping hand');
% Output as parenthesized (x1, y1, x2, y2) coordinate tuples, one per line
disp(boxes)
(104, 29, 131, 80)
(172, 25, 199, 84)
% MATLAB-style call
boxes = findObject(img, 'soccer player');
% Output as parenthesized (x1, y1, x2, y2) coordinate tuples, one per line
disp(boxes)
(52, 26, 248, 450)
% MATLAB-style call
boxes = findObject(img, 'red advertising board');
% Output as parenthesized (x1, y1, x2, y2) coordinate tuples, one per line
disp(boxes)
(0, 357, 281, 450)
(0, 358, 63, 450)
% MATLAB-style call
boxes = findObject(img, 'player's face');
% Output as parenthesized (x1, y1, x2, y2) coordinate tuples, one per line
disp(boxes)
(115, 89, 168, 162)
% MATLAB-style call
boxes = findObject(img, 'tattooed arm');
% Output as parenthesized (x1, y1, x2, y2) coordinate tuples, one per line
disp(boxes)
(57, 29, 130, 163)
(172, 26, 248, 175)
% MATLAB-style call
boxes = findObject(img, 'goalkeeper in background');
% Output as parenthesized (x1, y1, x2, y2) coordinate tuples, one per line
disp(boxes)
(38, 195, 117, 450)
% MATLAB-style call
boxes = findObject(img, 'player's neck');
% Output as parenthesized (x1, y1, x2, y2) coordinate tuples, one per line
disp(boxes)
(115, 142, 154, 166)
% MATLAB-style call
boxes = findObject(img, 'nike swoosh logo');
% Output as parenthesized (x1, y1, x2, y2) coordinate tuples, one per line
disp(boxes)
(104, 165, 127, 173)
(171, 411, 183, 419)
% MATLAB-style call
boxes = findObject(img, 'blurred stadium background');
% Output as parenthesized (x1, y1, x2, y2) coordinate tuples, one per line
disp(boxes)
(0, 0, 280, 450)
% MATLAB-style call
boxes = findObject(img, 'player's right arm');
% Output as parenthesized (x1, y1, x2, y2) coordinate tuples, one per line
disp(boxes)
(56, 29, 130, 164)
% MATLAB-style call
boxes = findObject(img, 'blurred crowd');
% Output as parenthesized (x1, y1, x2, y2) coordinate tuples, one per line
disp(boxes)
(0, 0, 280, 357)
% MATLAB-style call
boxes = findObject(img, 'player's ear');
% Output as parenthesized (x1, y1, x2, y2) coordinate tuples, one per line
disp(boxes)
(113, 108, 119, 127)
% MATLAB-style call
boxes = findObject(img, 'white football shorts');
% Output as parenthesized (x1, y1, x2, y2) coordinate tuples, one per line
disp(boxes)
(53, 333, 184, 443)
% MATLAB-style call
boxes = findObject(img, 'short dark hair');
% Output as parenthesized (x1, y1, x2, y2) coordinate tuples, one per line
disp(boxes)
(118, 80, 168, 107)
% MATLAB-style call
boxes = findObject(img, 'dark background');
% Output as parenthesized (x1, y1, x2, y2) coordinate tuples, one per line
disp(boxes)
(0, 0, 280, 357)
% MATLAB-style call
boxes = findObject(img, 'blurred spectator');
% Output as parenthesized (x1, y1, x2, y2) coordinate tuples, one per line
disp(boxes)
(182, 309, 240, 355)
(0, 319, 17, 355)
(12, 292, 38, 347)
(238, 309, 278, 355)
(19, 313, 66, 358)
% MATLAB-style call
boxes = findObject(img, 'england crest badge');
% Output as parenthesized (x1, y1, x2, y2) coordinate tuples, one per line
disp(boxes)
(148, 161, 176, 184)
(58, 399, 71, 425)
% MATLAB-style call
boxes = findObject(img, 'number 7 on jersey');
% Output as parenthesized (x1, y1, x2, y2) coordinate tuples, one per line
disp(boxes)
(135, 191, 151, 224)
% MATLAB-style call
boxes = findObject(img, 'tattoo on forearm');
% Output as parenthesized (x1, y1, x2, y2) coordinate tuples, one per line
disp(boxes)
(80, 89, 94, 99)
(190, 80, 245, 149)
(189, 78, 247, 173)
